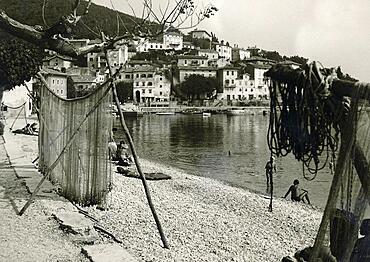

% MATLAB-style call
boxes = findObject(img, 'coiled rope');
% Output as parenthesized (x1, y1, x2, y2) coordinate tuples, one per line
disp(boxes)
(266, 62, 349, 179)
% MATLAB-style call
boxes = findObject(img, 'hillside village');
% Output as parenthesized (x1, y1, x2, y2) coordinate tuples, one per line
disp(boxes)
(36, 27, 303, 109)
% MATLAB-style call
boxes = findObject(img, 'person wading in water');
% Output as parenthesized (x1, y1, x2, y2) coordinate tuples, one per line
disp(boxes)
(265, 156, 276, 192)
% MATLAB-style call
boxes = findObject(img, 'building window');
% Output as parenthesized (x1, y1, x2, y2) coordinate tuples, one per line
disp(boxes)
(52, 80, 55, 84)
(148, 74, 153, 78)
(160, 85, 162, 88)
(149, 89, 152, 93)
(232, 71, 234, 76)
(227, 71, 229, 76)
(184, 60, 187, 65)
(136, 74, 139, 78)
(231, 80, 234, 84)
(160, 77, 163, 81)
(125, 74, 131, 79)
(160, 92, 162, 95)
(136, 82, 139, 86)
(148, 82, 153, 86)
(141, 74, 146, 78)
(142, 89, 145, 94)
(225, 79, 230, 85)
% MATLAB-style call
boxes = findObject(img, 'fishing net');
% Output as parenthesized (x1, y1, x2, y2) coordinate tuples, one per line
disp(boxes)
(38, 78, 113, 206)
(266, 62, 370, 261)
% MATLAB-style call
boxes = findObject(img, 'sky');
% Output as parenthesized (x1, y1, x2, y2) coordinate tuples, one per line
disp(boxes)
(94, 0, 370, 82)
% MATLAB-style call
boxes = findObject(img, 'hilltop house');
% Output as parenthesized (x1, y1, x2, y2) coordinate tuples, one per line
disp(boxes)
(43, 54, 74, 71)
(214, 40, 232, 61)
(163, 27, 183, 50)
(190, 29, 212, 41)
(232, 45, 251, 61)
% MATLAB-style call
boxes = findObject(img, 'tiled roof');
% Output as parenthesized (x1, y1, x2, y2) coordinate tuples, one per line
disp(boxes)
(279, 60, 302, 66)
(178, 66, 217, 71)
(177, 55, 208, 60)
(71, 75, 96, 83)
(43, 54, 74, 62)
(40, 68, 68, 76)
(198, 49, 218, 53)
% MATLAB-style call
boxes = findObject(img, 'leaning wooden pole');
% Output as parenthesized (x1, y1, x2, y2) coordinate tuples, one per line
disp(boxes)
(103, 46, 169, 248)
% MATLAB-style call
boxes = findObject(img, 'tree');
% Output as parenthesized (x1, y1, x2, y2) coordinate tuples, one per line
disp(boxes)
(180, 74, 218, 100)
(261, 50, 283, 62)
(116, 81, 133, 103)
(286, 55, 308, 66)
(0, 38, 44, 133)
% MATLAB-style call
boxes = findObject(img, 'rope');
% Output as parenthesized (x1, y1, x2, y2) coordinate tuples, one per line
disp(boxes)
(267, 62, 347, 179)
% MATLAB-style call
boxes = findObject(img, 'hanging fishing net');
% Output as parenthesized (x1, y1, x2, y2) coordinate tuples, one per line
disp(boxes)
(38, 78, 113, 206)
(266, 62, 370, 261)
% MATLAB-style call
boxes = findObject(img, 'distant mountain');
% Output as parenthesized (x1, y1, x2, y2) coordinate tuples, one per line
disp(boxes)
(0, 0, 141, 40)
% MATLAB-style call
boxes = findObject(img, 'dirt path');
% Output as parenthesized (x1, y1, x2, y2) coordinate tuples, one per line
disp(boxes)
(0, 137, 88, 262)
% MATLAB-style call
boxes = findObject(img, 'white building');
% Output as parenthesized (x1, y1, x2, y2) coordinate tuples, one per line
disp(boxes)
(232, 45, 251, 61)
(132, 66, 171, 106)
(40, 68, 68, 99)
(87, 45, 128, 69)
(43, 54, 74, 70)
(177, 55, 208, 68)
(178, 66, 217, 83)
(214, 40, 232, 61)
(190, 29, 212, 41)
(243, 62, 271, 100)
(197, 49, 219, 60)
(163, 27, 183, 50)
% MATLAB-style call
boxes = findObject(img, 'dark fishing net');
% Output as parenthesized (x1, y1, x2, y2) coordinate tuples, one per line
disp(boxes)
(266, 62, 350, 178)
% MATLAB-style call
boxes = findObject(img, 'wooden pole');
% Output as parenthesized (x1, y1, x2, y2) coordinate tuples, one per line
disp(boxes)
(103, 46, 169, 248)
(265, 65, 370, 102)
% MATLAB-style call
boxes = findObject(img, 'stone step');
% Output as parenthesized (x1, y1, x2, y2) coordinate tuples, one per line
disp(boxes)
(82, 244, 137, 262)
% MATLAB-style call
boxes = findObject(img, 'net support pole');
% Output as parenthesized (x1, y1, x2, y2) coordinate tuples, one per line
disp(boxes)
(102, 39, 169, 249)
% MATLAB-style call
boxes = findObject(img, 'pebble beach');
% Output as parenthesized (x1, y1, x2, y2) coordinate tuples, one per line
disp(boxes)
(2, 118, 323, 262)
(86, 159, 323, 262)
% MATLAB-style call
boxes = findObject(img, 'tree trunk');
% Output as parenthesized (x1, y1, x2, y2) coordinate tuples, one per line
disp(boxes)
(0, 86, 4, 135)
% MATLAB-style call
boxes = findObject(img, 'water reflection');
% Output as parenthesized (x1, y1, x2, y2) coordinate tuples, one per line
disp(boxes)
(115, 114, 333, 208)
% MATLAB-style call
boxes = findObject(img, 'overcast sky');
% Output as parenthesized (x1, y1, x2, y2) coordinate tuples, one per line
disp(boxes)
(94, 0, 370, 81)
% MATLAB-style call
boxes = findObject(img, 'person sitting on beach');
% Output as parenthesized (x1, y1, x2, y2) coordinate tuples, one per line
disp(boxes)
(283, 179, 311, 205)
(350, 219, 370, 261)
(116, 141, 133, 166)
(30, 123, 38, 134)
(108, 141, 117, 160)
(265, 156, 276, 188)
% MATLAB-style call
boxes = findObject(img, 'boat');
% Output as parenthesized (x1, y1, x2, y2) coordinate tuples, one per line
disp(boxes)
(181, 108, 203, 115)
(156, 112, 175, 115)
(202, 112, 211, 117)
(226, 109, 247, 116)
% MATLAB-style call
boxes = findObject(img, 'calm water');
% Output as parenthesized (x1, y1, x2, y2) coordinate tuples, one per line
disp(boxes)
(114, 113, 333, 208)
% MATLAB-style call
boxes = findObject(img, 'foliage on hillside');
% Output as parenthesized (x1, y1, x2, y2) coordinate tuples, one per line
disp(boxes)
(0, 0, 140, 40)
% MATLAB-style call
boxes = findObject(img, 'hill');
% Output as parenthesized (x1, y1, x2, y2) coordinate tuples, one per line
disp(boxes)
(0, 0, 140, 40)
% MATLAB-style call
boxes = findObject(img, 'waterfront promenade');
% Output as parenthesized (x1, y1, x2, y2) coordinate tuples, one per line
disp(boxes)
(1, 118, 323, 261)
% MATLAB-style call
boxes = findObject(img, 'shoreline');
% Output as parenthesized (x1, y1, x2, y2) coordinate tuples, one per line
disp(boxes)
(2, 119, 323, 261)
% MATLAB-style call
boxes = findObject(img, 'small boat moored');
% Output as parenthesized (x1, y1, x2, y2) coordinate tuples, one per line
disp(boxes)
(226, 109, 247, 116)
(156, 112, 176, 115)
